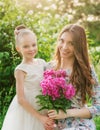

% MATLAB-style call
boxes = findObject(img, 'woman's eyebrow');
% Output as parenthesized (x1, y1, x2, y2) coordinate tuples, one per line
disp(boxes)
(59, 38, 64, 41)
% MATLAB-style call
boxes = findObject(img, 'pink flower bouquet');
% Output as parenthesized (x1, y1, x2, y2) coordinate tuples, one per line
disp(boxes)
(36, 69, 75, 113)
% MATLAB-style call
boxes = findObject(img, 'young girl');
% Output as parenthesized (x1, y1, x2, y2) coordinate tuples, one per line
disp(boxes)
(47, 24, 100, 130)
(2, 25, 54, 130)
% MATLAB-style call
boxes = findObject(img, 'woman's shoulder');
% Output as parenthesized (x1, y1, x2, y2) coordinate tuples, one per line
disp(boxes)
(46, 60, 56, 70)
(90, 65, 99, 85)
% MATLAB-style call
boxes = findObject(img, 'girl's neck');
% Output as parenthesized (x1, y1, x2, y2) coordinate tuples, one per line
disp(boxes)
(60, 58, 74, 70)
(22, 58, 35, 64)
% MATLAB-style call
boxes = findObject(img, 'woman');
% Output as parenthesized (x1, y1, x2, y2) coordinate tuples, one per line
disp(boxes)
(48, 24, 100, 130)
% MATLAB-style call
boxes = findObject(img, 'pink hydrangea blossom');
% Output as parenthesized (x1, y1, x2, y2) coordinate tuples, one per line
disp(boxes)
(40, 69, 75, 100)
(36, 69, 76, 115)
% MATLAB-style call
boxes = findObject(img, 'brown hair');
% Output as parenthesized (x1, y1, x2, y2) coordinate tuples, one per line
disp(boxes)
(54, 24, 93, 104)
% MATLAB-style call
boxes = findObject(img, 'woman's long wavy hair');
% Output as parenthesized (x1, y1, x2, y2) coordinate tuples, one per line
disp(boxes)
(54, 24, 93, 104)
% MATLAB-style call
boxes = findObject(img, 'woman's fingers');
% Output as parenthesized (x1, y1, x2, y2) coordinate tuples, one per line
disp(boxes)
(48, 109, 66, 119)
(48, 113, 56, 117)
(48, 114, 57, 119)
(48, 110, 56, 116)
(48, 110, 55, 114)
(48, 110, 57, 119)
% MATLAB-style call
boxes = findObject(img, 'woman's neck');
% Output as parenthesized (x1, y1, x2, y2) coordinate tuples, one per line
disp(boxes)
(60, 58, 74, 70)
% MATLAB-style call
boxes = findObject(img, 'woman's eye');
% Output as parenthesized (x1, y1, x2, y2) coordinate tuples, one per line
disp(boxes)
(68, 42, 74, 46)
(59, 39, 64, 44)
(70, 42, 74, 45)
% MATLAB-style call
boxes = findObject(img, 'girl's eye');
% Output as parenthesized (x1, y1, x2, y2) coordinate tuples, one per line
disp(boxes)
(32, 44, 36, 47)
(23, 45, 29, 48)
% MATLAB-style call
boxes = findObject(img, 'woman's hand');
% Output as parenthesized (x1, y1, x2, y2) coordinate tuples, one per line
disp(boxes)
(48, 108, 92, 119)
(39, 114, 54, 130)
(48, 110, 67, 119)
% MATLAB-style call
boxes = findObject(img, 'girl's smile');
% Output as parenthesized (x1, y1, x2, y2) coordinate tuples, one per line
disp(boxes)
(16, 33, 38, 60)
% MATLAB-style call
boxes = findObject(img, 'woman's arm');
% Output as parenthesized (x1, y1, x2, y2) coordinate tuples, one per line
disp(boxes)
(15, 70, 54, 130)
(86, 66, 100, 118)
(48, 67, 100, 120)
(48, 107, 91, 119)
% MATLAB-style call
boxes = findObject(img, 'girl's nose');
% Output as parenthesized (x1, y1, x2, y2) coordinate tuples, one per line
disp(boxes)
(29, 46, 34, 51)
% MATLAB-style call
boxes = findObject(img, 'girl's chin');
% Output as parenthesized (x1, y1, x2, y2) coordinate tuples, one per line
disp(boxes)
(25, 55, 35, 59)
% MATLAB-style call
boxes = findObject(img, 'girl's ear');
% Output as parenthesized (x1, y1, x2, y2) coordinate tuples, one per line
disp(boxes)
(16, 46, 20, 52)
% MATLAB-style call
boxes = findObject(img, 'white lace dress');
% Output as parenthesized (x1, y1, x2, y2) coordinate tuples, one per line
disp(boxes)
(2, 59, 46, 130)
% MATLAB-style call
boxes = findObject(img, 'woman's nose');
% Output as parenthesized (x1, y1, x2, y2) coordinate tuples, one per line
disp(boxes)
(62, 43, 68, 49)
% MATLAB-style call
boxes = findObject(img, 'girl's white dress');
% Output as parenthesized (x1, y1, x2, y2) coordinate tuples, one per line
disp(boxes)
(2, 59, 46, 130)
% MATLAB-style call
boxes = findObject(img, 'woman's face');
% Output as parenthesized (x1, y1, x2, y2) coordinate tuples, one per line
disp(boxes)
(58, 31, 74, 59)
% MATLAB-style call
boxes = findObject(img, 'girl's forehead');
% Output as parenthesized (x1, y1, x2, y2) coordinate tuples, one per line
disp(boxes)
(22, 33, 36, 39)
(20, 34, 37, 43)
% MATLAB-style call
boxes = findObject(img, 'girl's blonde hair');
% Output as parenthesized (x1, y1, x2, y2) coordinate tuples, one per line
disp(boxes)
(14, 25, 36, 46)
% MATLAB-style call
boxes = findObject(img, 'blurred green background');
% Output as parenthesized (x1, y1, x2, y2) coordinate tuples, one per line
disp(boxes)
(0, 0, 100, 129)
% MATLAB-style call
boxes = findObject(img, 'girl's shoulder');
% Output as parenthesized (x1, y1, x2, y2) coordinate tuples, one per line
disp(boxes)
(35, 58, 46, 65)
(35, 58, 47, 71)
(14, 63, 28, 73)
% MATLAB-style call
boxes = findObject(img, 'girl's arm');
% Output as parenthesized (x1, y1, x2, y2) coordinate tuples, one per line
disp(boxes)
(15, 70, 54, 130)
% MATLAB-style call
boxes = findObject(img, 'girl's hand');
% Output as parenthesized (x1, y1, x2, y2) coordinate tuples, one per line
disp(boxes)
(39, 114, 54, 130)
(48, 110, 67, 119)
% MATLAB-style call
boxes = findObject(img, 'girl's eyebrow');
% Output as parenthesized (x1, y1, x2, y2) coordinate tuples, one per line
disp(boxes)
(32, 42, 36, 44)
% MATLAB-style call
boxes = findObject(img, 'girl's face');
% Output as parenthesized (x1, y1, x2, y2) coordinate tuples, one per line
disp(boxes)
(58, 31, 74, 59)
(16, 33, 38, 59)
